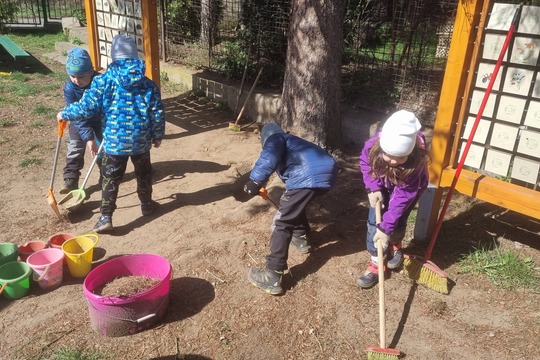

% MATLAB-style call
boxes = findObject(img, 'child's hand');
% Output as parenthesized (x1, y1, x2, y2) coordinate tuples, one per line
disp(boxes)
(244, 180, 261, 196)
(368, 190, 383, 208)
(374, 228, 389, 251)
(153, 140, 162, 148)
(87, 140, 99, 157)
(56, 112, 64, 122)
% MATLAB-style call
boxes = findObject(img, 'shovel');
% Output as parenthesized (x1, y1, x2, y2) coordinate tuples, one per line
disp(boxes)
(47, 120, 67, 219)
(58, 141, 104, 211)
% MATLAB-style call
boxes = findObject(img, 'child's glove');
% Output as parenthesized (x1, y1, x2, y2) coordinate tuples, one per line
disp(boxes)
(373, 228, 390, 252)
(368, 190, 383, 208)
(244, 180, 261, 196)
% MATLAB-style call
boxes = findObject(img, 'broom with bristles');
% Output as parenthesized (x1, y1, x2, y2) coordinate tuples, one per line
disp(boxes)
(367, 201, 401, 360)
(403, 4, 522, 295)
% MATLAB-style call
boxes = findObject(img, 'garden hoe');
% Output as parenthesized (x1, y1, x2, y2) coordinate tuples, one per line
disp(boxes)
(403, 4, 522, 296)
(366, 200, 401, 360)
(58, 140, 104, 211)
(47, 120, 67, 219)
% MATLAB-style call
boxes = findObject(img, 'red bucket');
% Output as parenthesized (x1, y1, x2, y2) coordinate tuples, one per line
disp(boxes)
(18, 241, 48, 262)
(82, 254, 172, 337)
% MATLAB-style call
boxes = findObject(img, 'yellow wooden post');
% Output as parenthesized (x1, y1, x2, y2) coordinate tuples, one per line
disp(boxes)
(142, 0, 160, 87)
(422, 0, 486, 236)
(84, 0, 100, 71)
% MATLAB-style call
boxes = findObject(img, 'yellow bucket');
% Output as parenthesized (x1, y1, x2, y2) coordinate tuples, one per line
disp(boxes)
(62, 234, 99, 278)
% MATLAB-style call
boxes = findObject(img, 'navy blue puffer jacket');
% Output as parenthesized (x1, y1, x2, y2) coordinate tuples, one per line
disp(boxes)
(250, 132, 338, 190)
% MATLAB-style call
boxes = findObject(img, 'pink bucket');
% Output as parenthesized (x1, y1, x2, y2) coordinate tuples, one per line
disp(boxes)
(83, 254, 172, 337)
(26, 248, 65, 290)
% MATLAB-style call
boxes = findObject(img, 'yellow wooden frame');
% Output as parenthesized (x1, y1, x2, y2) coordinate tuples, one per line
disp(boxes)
(83, 0, 160, 86)
(429, 0, 540, 223)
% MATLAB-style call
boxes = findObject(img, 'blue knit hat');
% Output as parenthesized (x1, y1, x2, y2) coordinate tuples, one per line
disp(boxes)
(111, 34, 138, 61)
(261, 123, 285, 146)
(65, 48, 93, 76)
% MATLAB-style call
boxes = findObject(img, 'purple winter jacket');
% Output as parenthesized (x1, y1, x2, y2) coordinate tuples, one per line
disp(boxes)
(359, 132, 429, 235)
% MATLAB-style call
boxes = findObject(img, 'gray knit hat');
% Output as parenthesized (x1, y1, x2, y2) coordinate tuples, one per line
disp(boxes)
(111, 34, 138, 61)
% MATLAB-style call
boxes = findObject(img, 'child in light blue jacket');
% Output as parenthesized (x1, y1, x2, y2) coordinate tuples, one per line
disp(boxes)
(58, 35, 165, 233)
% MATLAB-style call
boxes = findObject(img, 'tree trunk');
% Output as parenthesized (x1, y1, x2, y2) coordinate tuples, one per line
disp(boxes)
(279, 0, 345, 148)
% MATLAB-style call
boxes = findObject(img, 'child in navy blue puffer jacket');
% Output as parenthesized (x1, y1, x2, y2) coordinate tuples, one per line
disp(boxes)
(244, 123, 338, 295)
(61, 48, 102, 194)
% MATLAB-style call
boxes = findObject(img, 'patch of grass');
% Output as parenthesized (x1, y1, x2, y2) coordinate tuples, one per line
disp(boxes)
(33, 105, 58, 118)
(31, 120, 45, 128)
(19, 157, 43, 168)
(8, 31, 68, 54)
(0, 137, 7, 145)
(47, 347, 107, 360)
(72, 37, 83, 45)
(0, 119, 16, 127)
(458, 245, 540, 292)
(12, 83, 40, 97)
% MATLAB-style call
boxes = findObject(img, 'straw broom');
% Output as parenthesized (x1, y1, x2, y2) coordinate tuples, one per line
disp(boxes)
(403, 5, 522, 295)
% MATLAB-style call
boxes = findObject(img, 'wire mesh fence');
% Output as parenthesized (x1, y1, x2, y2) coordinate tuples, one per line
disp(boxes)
(160, 0, 457, 121)
(3, 0, 457, 121)
(5, 0, 83, 26)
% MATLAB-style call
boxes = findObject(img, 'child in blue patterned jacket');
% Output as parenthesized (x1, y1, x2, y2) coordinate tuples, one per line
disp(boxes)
(61, 48, 102, 194)
(57, 34, 165, 233)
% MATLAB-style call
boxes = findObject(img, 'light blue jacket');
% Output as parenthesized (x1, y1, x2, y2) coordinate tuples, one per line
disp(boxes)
(61, 58, 165, 156)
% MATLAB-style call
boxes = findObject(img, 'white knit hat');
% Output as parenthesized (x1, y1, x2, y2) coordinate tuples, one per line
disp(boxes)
(111, 34, 138, 61)
(379, 110, 422, 157)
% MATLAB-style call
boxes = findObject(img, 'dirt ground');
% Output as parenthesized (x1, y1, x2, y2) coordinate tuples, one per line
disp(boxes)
(0, 55, 539, 360)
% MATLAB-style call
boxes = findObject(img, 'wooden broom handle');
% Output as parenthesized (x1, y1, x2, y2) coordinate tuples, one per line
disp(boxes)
(375, 200, 386, 348)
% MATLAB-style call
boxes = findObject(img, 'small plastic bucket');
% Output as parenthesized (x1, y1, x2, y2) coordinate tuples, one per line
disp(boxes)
(83, 254, 172, 337)
(0, 243, 19, 267)
(0, 261, 32, 300)
(26, 248, 65, 290)
(18, 241, 49, 262)
(47, 233, 75, 265)
(62, 234, 99, 278)
(48, 233, 75, 250)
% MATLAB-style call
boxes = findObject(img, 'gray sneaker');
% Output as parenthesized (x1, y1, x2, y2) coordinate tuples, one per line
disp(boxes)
(356, 262, 379, 288)
(141, 200, 158, 216)
(247, 267, 284, 295)
(291, 235, 311, 254)
(387, 249, 404, 270)
(93, 215, 113, 233)
(60, 178, 78, 194)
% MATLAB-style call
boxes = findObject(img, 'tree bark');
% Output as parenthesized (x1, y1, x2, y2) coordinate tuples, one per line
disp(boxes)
(279, 0, 345, 148)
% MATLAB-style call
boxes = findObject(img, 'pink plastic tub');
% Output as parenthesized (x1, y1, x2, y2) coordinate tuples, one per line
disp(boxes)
(82, 254, 172, 337)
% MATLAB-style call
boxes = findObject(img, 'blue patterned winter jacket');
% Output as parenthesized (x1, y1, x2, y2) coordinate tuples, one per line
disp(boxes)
(250, 132, 338, 190)
(61, 58, 165, 156)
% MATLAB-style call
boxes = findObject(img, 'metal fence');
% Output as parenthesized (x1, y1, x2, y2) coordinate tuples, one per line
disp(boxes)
(159, 0, 458, 122)
(6, 0, 83, 26)
(4, 0, 457, 122)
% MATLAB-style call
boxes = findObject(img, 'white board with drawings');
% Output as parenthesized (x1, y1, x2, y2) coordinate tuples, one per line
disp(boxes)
(94, 0, 144, 69)
(459, 2, 540, 187)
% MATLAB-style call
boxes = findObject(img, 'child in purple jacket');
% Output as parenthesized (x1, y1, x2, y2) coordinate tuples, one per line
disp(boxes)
(357, 110, 430, 288)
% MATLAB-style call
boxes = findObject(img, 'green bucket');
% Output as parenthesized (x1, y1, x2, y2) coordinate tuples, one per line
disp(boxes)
(0, 243, 19, 267)
(0, 261, 32, 300)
